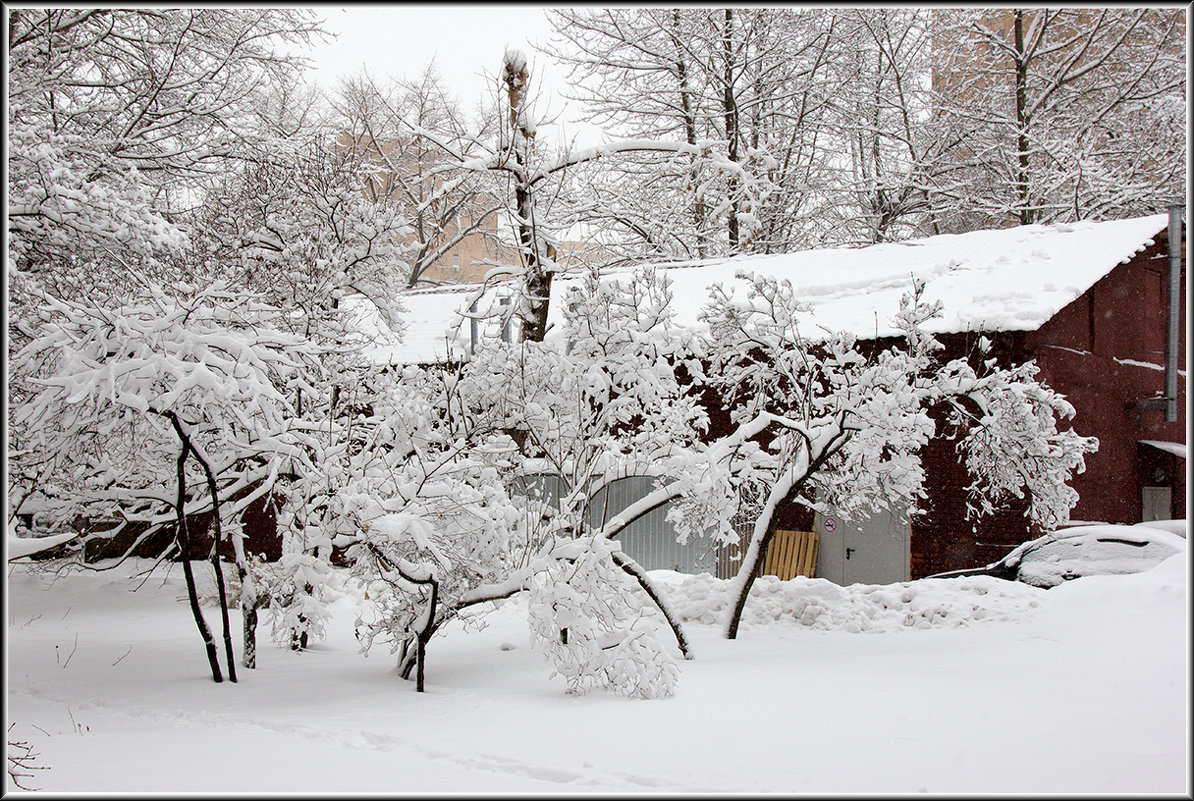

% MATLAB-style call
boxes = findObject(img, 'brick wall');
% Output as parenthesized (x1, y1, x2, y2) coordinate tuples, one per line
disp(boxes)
(910, 420, 1038, 578)
(1027, 233, 1186, 525)
(909, 235, 1186, 576)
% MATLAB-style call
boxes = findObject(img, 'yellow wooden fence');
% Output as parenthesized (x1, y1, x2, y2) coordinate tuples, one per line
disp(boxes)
(717, 529, 819, 580)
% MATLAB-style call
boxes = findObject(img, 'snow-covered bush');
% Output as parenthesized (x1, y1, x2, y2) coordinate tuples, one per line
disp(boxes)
(255, 551, 335, 650)
(653, 570, 1047, 632)
(303, 363, 528, 690)
(459, 267, 706, 664)
(336, 268, 704, 695)
(528, 537, 680, 699)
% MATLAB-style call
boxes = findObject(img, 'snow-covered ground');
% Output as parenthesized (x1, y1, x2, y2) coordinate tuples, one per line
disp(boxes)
(6, 554, 1188, 794)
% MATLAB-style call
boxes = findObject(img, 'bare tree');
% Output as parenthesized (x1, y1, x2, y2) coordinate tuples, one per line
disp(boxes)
(546, 8, 842, 258)
(189, 75, 413, 345)
(819, 9, 951, 243)
(329, 66, 508, 287)
(930, 7, 1186, 229)
(7, 9, 324, 286)
(545, 7, 1185, 253)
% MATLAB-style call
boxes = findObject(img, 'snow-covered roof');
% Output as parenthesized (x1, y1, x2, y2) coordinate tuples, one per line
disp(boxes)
(1140, 440, 1187, 459)
(354, 214, 1170, 365)
(354, 283, 488, 366)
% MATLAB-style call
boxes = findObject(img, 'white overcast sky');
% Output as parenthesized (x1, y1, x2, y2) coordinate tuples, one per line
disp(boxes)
(301, 4, 605, 146)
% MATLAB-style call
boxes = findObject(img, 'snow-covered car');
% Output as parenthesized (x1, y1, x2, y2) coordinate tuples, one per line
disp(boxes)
(1132, 518, 1187, 538)
(928, 522, 1187, 588)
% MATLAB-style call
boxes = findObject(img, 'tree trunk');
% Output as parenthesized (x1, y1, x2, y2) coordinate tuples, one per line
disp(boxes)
(1013, 9, 1032, 226)
(413, 577, 438, 693)
(398, 621, 435, 689)
(724, 492, 784, 641)
(723, 8, 741, 252)
(398, 638, 416, 680)
(670, 9, 707, 260)
(187, 423, 240, 682)
(242, 599, 258, 669)
(199, 472, 237, 683)
(371, 544, 438, 691)
(503, 54, 552, 345)
(174, 446, 223, 683)
(725, 434, 846, 639)
(186, 419, 259, 673)
(210, 546, 238, 682)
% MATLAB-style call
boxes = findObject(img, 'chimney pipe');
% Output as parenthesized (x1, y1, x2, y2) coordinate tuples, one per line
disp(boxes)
(1165, 203, 1183, 423)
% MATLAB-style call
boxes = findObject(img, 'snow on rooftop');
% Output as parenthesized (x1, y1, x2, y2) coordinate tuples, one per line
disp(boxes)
(353, 214, 1169, 365)
(1140, 440, 1187, 459)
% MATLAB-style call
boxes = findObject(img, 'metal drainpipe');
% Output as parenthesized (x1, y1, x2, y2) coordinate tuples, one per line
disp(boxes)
(469, 299, 479, 356)
(1165, 203, 1183, 423)
(499, 296, 512, 343)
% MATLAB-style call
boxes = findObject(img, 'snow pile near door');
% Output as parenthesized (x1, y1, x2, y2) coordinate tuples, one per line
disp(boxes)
(651, 571, 1048, 631)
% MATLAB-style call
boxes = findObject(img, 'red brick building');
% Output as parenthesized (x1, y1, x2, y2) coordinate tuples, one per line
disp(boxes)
(359, 213, 1191, 583)
(608, 213, 1183, 582)
(910, 226, 1186, 577)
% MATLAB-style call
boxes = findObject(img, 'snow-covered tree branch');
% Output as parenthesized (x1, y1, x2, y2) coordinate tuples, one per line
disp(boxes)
(9, 282, 324, 677)
(692, 273, 1099, 638)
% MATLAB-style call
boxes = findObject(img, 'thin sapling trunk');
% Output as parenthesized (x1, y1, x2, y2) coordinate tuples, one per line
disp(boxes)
(193, 444, 237, 683)
(174, 444, 223, 683)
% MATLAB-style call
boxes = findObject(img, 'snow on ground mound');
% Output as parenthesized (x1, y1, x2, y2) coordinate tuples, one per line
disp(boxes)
(650, 571, 1047, 632)
(1035, 552, 1188, 629)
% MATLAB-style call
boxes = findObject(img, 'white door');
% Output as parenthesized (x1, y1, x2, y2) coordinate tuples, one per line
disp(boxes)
(815, 507, 910, 586)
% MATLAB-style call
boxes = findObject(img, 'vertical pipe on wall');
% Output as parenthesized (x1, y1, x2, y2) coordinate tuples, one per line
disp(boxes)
(499, 295, 512, 343)
(469, 299, 479, 356)
(1165, 204, 1183, 423)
